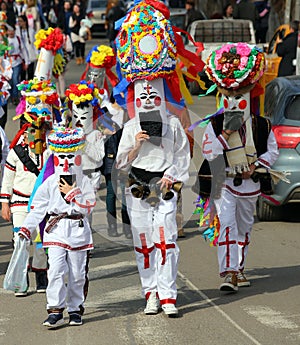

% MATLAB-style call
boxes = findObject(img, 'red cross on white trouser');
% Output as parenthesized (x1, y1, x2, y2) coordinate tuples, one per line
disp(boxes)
(238, 232, 250, 270)
(218, 226, 236, 270)
(134, 233, 155, 269)
(154, 226, 175, 265)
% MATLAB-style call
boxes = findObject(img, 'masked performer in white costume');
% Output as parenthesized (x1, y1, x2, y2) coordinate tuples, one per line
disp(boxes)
(115, 1, 194, 316)
(0, 79, 59, 296)
(201, 42, 279, 292)
(19, 127, 96, 328)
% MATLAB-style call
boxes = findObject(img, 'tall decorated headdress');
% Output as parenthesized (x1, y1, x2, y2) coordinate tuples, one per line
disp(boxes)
(65, 80, 104, 134)
(205, 42, 265, 95)
(81, 45, 118, 89)
(48, 127, 85, 153)
(114, 0, 204, 117)
(17, 78, 61, 124)
(34, 27, 64, 81)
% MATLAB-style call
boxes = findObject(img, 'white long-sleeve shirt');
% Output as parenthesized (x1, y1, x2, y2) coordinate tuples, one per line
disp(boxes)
(202, 119, 279, 197)
(19, 174, 96, 251)
(116, 115, 190, 184)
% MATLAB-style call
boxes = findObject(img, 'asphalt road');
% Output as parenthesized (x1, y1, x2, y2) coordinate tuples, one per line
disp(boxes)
(0, 38, 300, 345)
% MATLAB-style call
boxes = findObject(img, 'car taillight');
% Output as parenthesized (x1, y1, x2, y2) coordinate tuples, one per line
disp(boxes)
(272, 125, 300, 148)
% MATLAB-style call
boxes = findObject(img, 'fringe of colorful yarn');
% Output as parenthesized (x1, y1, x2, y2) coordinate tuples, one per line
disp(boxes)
(194, 195, 220, 246)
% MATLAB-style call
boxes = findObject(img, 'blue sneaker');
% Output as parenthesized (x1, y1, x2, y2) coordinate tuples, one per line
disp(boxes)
(43, 313, 65, 328)
(69, 313, 82, 326)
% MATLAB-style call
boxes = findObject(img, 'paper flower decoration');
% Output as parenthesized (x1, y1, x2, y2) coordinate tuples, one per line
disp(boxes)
(65, 80, 102, 106)
(115, 1, 177, 82)
(17, 78, 59, 104)
(86, 45, 116, 69)
(206, 42, 265, 90)
(48, 127, 86, 152)
(34, 27, 64, 54)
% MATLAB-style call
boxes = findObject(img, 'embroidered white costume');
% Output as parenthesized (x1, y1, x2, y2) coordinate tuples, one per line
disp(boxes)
(19, 128, 96, 316)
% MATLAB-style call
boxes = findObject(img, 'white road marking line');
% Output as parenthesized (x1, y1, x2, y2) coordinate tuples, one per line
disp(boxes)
(243, 306, 299, 329)
(177, 271, 263, 345)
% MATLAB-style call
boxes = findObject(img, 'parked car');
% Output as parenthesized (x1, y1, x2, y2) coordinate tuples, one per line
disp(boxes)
(87, 0, 107, 34)
(256, 76, 300, 221)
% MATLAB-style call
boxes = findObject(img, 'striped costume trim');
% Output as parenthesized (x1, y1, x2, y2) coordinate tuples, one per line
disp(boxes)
(43, 242, 94, 251)
(5, 161, 16, 171)
(225, 184, 260, 197)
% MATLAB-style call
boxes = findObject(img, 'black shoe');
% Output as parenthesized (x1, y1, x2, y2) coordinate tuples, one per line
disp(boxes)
(43, 313, 65, 328)
(36, 271, 48, 293)
(69, 313, 82, 326)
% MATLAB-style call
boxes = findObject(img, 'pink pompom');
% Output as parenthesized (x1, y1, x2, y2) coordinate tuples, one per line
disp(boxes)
(15, 97, 26, 115)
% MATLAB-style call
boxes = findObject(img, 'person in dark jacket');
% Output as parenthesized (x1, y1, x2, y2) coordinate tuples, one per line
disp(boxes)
(233, 0, 259, 30)
(185, 0, 205, 30)
(101, 98, 132, 239)
(277, 20, 299, 77)
(105, 0, 125, 51)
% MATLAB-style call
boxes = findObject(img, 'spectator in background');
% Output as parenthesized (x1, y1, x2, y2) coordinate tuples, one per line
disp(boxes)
(277, 20, 299, 77)
(254, 0, 269, 43)
(223, 3, 233, 20)
(105, 0, 125, 51)
(7, 25, 24, 105)
(48, 0, 63, 28)
(185, 0, 205, 31)
(16, 15, 37, 81)
(233, 0, 259, 30)
(69, 4, 86, 64)
(57, 0, 73, 37)
(1, 1, 16, 28)
(13, 0, 27, 17)
(25, 0, 41, 32)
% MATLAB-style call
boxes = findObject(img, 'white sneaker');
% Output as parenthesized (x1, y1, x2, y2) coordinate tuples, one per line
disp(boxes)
(219, 272, 238, 292)
(237, 272, 251, 287)
(161, 303, 178, 316)
(144, 291, 160, 315)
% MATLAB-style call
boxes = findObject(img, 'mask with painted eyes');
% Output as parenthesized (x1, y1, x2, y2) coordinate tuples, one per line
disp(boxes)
(26, 120, 49, 155)
(71, 103, 93, 134)
(53, 150, 83, 185)
(223, 92, 251, 124)
(134, 78, 168, 146)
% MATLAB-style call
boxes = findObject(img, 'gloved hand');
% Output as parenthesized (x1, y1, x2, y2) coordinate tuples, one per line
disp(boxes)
(223, 111, 244, 131)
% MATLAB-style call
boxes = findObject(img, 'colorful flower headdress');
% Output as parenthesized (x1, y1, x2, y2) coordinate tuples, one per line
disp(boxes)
(48, 127, 85, 152)
(86, 45, 116, 69)
(18, 78, 59, 104)
(113, 0, 205, 115)
(65, 80, 102, 106)
(34, 27, 64, 54)
(81, 45, 118, 87)
(115, 0, 177, 82)
(205, 42, 265, 91)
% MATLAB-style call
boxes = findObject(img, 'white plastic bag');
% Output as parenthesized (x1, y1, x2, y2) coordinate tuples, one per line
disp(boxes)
(3, 237, 29, 292)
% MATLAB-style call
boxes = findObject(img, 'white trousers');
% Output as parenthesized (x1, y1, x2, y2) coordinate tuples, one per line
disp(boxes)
(13, 211, 47, 270)
(126, 190, 179, 304)
(214, 190, 257, 276)
(47, 247, 88, 313)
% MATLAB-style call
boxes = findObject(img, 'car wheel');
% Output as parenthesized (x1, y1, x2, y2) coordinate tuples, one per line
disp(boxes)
(256, 196, 282, 221)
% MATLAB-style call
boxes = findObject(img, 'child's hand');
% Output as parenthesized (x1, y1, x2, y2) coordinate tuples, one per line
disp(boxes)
(1, 203, 11, 222)
(59, 178, 76, 195)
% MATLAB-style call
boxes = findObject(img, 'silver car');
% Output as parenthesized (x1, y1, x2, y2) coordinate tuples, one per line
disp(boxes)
(256, 76, 300, 221)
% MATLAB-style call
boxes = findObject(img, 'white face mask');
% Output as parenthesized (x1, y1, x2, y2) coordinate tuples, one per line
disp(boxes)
(72, 103, 93, 134)
(53, 150, 83, 184)
(223, 92, 251, 122)
(134, 78, 167, 143)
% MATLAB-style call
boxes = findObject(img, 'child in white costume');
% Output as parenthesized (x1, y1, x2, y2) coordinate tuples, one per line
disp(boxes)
(0, 79, 58, 296)
(19, 127, 96, 328)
